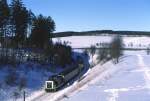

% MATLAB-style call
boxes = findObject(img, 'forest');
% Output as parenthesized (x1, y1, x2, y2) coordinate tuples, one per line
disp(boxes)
(0, 0, 72, 67)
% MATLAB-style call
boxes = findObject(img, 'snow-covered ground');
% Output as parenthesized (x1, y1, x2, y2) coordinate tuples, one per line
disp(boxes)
(62, 51, 150, 101)
(53, 35, 150, 49)
(28, 36, 150, 101)
(1, 35, 150, 101)
(29, 50, 150, 101)
(0, 51, 88, 101)
(0, 63, 63, 101)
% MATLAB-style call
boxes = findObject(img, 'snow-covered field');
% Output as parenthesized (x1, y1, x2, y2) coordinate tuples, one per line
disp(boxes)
(53, 35, 150, 49)
(62, 51, 150, 101)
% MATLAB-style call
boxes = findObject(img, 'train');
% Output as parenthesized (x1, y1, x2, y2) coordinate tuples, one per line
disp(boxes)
(45, 57, 84, 92)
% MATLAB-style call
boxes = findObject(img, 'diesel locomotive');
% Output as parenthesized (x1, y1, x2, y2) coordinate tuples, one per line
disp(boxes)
(45, 57, 84, 92)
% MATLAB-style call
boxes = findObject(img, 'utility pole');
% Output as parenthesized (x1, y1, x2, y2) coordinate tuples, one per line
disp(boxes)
(23, 91, 25, 101)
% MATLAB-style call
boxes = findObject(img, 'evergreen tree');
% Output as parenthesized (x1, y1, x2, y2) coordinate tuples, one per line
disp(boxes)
(30, 14, 55, 48)
(0, 0, 10, 39)
(53, 43, 72, 67)
(10, 0, 29, 47)
(25, 10, 35, 47)
(27, 10, 35, 37)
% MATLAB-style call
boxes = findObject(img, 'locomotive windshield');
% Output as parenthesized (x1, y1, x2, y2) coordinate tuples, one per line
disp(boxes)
(47, 82, 52, 88)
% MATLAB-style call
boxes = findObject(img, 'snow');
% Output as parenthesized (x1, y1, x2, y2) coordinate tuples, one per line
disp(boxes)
(0, 63, 57, 101)
(1, 35, 150, 101)
(62, 51, 150, 101)
(52, 36, 113, 48)
(53, 35, 150, 49)
(123, 37, 150, 48)
(29, 35, 150, 101)
(29, 50, 125, 101)
(0, 51, 88, 101)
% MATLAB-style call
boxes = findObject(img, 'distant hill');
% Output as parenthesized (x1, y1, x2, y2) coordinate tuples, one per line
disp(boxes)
(52, 30, 150, 37)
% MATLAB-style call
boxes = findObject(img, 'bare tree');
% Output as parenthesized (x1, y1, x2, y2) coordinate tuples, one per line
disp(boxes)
(89, 45, 96, 66)
(110, 35, 123, 64)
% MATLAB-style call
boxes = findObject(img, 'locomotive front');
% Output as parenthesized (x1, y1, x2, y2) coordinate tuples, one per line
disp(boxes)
(45, 81, 55, 91)
(45, 75, 64, 92)
(45, 56, 84, 92)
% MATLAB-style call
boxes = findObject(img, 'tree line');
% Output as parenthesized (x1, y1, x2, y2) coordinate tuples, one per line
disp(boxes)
(0, 0, 55, 48)
(53, 30, 150, 37)
(0, 0, 72, 67)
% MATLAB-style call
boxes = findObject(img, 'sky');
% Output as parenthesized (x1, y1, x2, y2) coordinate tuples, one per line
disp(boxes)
(8, 0, 150, 32)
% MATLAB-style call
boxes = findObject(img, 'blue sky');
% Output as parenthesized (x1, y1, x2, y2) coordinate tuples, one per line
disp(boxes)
(8, 0, 150, 32)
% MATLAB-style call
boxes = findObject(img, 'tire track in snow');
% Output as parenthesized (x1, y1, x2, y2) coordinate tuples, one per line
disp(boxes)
(138, 55, 150, 89)
(104, 85, 147, 101)
(105, 55, 150, 101)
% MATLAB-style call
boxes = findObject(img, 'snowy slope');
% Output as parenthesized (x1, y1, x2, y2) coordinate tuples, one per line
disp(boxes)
(0, 63, 59, 101)
(62, 51, 150, 101)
